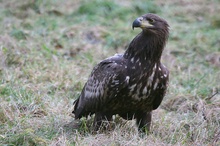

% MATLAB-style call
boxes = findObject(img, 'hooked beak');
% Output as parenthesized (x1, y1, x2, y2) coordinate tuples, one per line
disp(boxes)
(132, 17, 154, 30)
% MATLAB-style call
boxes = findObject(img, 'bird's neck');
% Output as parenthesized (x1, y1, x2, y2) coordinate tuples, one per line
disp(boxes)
(124, 31, 167, 64)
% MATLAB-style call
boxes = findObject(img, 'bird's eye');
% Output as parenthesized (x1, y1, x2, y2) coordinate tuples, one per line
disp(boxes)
(148, 18, 155, 23)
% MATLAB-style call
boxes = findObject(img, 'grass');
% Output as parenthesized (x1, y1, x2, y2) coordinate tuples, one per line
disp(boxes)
(0, 0, 220, 145)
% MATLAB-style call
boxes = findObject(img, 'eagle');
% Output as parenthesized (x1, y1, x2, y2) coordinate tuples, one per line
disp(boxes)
(73, 13, 169, 133)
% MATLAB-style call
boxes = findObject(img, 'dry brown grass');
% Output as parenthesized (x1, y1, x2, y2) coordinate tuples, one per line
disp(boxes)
(0, 0, 219, 145)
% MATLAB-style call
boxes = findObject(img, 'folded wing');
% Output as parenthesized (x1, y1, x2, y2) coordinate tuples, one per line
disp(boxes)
(73, 54, 127, 119)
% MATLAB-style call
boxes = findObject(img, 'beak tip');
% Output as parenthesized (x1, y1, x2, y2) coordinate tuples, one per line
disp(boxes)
(132, 17, 142, 29)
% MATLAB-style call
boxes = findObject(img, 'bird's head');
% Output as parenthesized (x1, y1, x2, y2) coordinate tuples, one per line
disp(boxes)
(132, 13, 169, 35)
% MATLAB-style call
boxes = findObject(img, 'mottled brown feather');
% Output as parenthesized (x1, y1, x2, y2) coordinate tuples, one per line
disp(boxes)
(73, 13, 170, 133)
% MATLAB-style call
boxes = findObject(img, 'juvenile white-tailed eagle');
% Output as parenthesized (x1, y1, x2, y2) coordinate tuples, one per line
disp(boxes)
(73, 13, 169, 133)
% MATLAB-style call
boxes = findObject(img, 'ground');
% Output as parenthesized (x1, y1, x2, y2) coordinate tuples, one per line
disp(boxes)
(0, 0, 219, 145)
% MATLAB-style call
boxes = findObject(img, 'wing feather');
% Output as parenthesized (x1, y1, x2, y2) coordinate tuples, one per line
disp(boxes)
(73, 54, 127, 119)
(152, 63, 169, 110)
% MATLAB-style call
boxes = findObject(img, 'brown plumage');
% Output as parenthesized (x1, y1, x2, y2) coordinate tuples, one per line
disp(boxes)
(73, 13, 169, 133)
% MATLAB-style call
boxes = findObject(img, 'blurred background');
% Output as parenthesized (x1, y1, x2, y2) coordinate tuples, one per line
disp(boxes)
(0, 0, 219, 145)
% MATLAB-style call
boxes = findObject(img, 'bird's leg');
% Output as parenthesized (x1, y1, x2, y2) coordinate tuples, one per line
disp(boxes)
(136, 111, 152, 134)
(93, 112, 112, 131)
